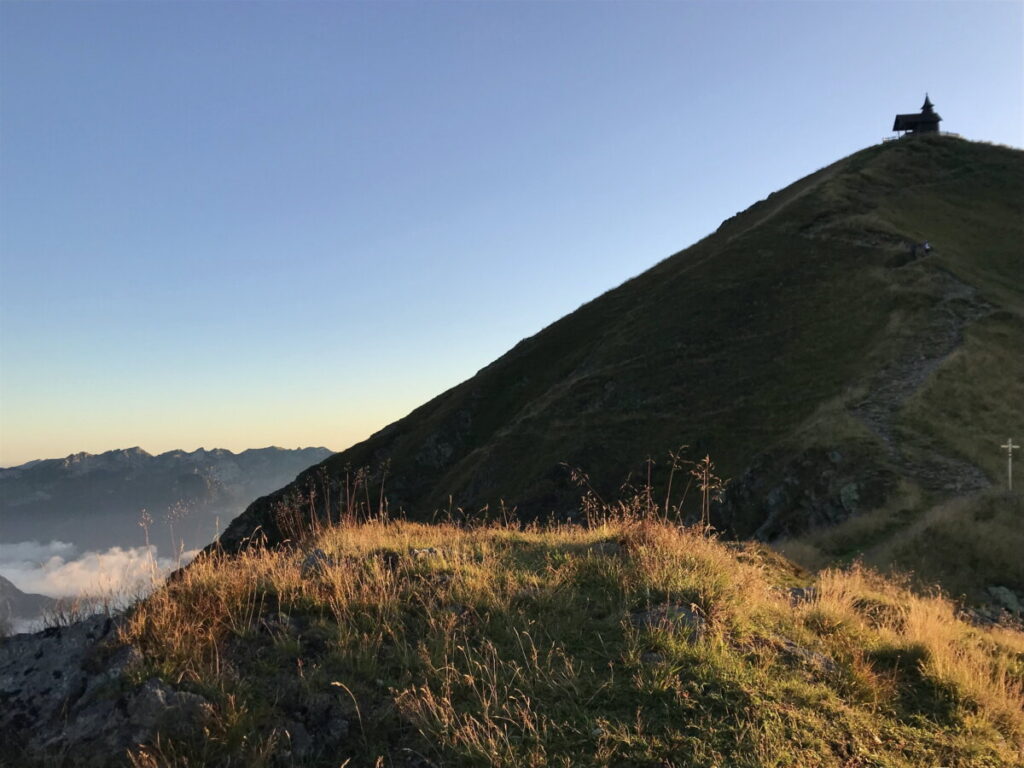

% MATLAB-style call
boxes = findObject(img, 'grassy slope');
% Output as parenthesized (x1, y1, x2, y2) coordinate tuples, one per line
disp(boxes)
(841, 137, 1023, 480)
(779, 487, 1024, 605)
(111, 509, 1024, 767)
(773, 137, 1024, 598)
(220, 137, 1022, 561)
(763, 138, 1024, 599)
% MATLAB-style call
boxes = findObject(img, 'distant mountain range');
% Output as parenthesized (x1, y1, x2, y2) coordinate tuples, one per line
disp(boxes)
(0, 446, 333, 552)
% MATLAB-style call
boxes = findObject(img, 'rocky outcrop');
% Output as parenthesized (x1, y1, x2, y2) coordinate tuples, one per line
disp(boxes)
(0, 615, 213, 767)
(718, 446, 896, 540)
(987, 585, 1023, 615)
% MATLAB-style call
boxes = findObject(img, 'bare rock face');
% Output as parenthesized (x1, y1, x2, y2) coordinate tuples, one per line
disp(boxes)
(986, 586, 1023, 615)
(718, 446, 896, 540)
(0, 615, 121, 744)
(0, 615, 213, 767)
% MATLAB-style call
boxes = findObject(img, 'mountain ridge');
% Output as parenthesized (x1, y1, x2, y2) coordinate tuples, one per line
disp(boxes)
(1, 445, 332, 473)
(217, 136, 1022, 573)
(1, 446, 334, 552)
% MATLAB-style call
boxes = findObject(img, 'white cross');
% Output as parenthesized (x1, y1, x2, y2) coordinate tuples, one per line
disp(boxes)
(1001, 438, 1020, 490)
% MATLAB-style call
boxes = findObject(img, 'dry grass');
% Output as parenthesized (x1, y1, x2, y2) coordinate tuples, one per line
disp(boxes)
(105, 497, 1024, 767)
(810, 565, 1024, 737)
(780, 487, 1024, 603)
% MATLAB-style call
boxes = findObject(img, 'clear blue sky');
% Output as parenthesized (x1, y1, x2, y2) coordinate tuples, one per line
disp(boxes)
(1, 1, 1021, 466)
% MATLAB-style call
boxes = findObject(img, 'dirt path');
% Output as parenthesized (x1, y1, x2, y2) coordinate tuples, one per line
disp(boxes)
(850, 265, 992, 494)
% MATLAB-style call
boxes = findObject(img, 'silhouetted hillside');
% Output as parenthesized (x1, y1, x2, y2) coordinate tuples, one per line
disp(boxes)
(0, 574, 54, 630)
(220, 136, 1022, 597)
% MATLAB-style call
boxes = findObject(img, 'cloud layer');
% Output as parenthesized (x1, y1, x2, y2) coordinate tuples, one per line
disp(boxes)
(0, 540, 197, 600)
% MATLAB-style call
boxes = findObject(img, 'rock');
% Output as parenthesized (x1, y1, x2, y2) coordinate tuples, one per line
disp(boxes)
(640, 651, 667, 665)
(718, 446, 897, 541)
(303, 691, 351, 748)
(986, 586, 1023, 615)
(409, 547, 440, 560)
(958, 607, 997, 628)
(587, 540, 622, 557)
(300, 548, 336, 579)
(282, 720, 312, 761)
(127, 677, 214, 740)
(260, 611, 299, 636)
(368, 548, 402, 571)
(0, 613, 216, 766)
(778, 638, 837, 675)
(51, 677, 214, 762)
(74, 643, 143, 711)
(630, 605, 705, 641)
(0, 614, 118, 749)
(415, 433, 454, 469)
(788, 586, 817, 605)
(324, 714, 351, 745)
(839, 483, 860, 514)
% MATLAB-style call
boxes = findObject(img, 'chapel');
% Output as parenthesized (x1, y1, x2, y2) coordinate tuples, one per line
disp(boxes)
(892, 95, 942, 136)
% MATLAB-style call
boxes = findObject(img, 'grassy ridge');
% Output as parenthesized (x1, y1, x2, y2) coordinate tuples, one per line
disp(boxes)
(219, 137, 1023, 574)
(119, 506, 1023, 767)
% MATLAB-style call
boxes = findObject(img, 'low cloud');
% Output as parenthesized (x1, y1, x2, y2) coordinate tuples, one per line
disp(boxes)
(0, 540, 197, 600)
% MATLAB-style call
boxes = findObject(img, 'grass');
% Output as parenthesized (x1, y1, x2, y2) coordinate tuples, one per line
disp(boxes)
(778, 487, 1024, 604)
(900, 311, 1024, 483)
(107, 496, 1024, 767)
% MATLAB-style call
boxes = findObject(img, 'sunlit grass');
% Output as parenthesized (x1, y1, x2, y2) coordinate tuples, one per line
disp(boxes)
(113, 501, 1024, 767)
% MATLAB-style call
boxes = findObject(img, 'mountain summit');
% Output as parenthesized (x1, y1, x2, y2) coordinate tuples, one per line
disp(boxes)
(220, 136, 1022, 557)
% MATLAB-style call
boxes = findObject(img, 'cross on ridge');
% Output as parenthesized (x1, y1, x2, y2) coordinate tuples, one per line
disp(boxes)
(1001, 438, 1020, 491)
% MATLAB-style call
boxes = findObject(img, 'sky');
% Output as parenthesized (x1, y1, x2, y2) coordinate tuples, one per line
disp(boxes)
(1, 0, 1022, 467)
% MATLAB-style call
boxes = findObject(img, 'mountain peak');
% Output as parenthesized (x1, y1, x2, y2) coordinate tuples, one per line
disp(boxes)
(217, 137, 1023, 566)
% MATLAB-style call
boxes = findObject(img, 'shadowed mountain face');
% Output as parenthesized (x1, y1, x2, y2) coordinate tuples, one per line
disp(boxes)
(1, 447, 333, 552)
(219, 137, 1023, 552)
(0, 574, 54, 630)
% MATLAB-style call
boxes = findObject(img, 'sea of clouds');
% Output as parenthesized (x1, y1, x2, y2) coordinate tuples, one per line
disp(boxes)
(0, 540, 198, 601)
